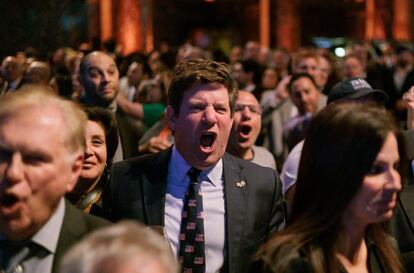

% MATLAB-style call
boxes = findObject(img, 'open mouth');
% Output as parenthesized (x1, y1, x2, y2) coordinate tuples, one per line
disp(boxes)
(200, 132, 217, 148)
(0, 193, 19, 208)
(239, 125, 252, 138)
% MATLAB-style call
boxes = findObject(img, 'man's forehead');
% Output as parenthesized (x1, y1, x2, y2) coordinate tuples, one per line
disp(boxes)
(86, 53, 116, 67)
(237, 92, 259, 105)
(187, 82, 227, 94)
(300, 57, 318, 66)
(292, 77, 314, 88)
(1, 105, 62, 124)
(0, 107, 66, 143)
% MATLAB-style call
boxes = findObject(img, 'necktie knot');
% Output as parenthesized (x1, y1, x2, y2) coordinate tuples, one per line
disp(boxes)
(0, 240, 42, 273)
(187, 168, 201, 183)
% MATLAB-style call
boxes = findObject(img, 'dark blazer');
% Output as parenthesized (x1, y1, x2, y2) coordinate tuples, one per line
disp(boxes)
(102, 148, 286, 273)
(52, 199, 110, 273)
(252, 239, 388, 273)
(391, 183, 414, 272)
(390, 129, 414, 271)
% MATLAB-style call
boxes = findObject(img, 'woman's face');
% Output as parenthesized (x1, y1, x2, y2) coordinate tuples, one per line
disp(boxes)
(80, 120, 107, 183)
(346, 133, 401, 226)
(261, 68, 278, 90)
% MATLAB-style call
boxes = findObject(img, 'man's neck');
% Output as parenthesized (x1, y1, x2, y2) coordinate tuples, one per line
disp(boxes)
(83, 95, 115, 111)
(227, 146, 254, 161)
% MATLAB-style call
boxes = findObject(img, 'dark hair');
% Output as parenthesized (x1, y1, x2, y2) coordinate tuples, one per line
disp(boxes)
(343, 53, 363, 63)
(288, 72, 317, 92)
(239, 59, 262, 86)
(292, 50, 318, 70)
(168, 58, 238, 116)
(257, 103, 404, 273)
(83, 106, 119, 168)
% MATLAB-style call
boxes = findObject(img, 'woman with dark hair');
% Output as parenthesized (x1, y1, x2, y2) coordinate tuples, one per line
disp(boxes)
(67, 106, 118, 216)
(254, 103, 405, 273)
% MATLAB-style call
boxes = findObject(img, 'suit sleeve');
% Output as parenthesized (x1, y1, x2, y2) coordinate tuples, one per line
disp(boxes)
(101, 163, 119, 222)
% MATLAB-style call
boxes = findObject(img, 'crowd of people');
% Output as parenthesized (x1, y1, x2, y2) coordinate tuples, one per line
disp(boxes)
(1, 39, 414, 273)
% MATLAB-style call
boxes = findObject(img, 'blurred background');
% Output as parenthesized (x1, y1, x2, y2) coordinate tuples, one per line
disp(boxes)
(0, 0, 413, 59)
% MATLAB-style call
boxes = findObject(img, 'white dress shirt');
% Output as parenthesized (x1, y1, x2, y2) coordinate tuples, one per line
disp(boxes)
(165, 146, 225, 273)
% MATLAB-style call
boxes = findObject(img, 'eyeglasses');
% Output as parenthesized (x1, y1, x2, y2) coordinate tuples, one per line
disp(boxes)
(235, 104, 262, 115)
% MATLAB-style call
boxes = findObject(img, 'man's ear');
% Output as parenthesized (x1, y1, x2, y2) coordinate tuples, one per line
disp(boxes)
(166, 105, 177, 131)
(66, 152, 84, 193)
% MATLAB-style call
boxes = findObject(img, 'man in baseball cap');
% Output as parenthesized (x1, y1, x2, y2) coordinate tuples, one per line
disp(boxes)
(327, 77, 388, 105)
(281, 77, 389, 214)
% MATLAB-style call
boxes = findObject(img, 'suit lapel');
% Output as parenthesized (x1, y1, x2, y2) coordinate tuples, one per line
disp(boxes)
(142, 148, 171, 226)
(52, 200, 87, 273)
(223, 153, 248, 272)
(400, 183, 414, 231)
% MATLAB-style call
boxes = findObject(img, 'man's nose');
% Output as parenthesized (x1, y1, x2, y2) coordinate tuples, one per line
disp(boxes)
(241, 105, 252, 119)
(101, 72, 110, 83)
(202, 106, 217, 125)
(4, 153, 24, 184)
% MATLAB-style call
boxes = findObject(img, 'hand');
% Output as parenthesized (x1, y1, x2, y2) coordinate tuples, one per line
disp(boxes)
(403, 86, 414, 129)
(275, 75, 291, 101)
(116, 92, 128, 105)
(403, 86, 414, 109)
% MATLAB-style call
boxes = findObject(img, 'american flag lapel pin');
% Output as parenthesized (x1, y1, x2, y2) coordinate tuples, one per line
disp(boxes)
(236, 180, 246, 188)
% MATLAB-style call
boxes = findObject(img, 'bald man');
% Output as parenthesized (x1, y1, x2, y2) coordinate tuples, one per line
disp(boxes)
(24, 61, 51, 86)
(78, 51, 145, 160)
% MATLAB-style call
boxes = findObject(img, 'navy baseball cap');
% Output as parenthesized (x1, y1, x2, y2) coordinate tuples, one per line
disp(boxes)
(328, 78, 388, 105)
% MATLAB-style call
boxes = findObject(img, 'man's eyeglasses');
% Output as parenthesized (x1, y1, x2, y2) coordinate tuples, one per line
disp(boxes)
(235, 104, 262, 115)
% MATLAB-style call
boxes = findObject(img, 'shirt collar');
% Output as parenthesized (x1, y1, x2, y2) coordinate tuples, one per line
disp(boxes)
(170, 145, 223, 187)
(30, 198, 65, 253)
(8, 77, 22, 89)
(0, 198, 65, 253)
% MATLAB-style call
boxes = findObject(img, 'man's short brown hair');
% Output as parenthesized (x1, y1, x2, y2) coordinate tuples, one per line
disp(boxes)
(168, 59, 238, 116)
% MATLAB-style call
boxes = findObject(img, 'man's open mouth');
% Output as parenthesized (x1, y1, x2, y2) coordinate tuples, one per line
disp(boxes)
(200, 132, 217, 148)
(239, 125, 252, 138)
(0, 193, 19, 208)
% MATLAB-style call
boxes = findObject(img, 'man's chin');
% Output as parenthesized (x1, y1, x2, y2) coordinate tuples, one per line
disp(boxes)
(97, 96, 116, 107)
(0, 218, 33, 240)
(193, 153, 222, 170)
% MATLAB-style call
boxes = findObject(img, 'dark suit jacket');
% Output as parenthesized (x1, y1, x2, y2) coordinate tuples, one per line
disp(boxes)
(102, 148, 286, 273)
(391, 183, 414, 272)
(251, 239, 388, 273)
(389, 130, 414, 271)
(52, 199, 110, 273)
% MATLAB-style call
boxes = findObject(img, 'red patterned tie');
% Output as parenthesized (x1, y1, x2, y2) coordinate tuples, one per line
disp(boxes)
(179, 168, 205, 273)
